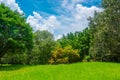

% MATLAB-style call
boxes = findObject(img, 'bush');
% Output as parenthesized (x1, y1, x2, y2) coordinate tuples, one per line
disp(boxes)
(1, 53, 27, 64)
(49, 45, 80, 64)
(83, 56, 91, 62)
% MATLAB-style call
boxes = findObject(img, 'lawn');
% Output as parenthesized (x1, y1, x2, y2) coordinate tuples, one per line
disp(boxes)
(0, 62, 120, 80)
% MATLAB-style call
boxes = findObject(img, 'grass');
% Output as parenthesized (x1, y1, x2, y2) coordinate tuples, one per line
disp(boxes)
(0, 62, 120, 80)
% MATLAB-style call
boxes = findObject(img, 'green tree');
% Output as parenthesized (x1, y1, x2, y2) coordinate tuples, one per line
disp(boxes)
(88, 11, 105, 61)
(58, 28, 90, 61)
(29, 30, 55, 64)
(89, 0, 120, 62)
(0, 4, 33, 64)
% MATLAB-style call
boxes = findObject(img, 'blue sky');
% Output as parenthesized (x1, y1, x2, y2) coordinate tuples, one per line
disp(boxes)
(16, 0, 62, 16)
(0, 0, 102, 39)
(15, 0, 101, 16)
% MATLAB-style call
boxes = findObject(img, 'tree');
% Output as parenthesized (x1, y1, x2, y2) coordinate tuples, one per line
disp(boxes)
(89, 0, 120, 62)
(58, 28, 90, 61)
(29, 30, 55, 64)
(0, 4, 33, 64)
(88, 11, 105, 61)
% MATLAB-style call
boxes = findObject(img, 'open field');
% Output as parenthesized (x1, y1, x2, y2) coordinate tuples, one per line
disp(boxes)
(0, 62, 120, 80)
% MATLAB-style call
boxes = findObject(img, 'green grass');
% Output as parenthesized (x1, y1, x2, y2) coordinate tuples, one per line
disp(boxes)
(0, 62, 120, 80)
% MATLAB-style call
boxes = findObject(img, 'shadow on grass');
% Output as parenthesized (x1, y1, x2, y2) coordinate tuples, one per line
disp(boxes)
(0, 64, 26, 71)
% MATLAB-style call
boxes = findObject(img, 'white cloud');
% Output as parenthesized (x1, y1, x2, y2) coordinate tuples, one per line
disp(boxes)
(27, 1, 103, 40)
(61, 0, 84, 12)
(55, 4, 103, 36)
(55, 35, 62, 41)
(27, 11, 61, 34)
(0, 0, 23, 14)
(0, 0, 102, 40)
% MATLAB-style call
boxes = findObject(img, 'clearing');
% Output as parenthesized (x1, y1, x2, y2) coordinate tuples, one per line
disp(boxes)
(0, 62, 120, 80)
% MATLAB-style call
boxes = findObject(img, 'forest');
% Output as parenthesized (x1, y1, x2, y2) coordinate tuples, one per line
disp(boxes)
(0, 0, 120, 65)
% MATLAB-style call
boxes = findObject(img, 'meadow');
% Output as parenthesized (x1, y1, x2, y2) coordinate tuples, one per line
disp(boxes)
(0, 62, 120, 80)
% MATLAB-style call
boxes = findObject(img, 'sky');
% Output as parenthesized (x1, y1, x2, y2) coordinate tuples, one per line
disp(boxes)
(0, 0, 102, 40)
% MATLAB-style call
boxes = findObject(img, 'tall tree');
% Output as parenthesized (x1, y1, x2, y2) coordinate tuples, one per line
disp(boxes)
(29, 30, 55, 64)
(89, 0, 120, 62)
(0, 4, 33, 63)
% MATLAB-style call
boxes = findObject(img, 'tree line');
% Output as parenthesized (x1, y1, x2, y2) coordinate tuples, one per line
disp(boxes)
(0, 0, 120, 65)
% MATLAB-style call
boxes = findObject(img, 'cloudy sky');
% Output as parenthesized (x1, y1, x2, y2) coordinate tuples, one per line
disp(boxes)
(0, 0, 102, 39)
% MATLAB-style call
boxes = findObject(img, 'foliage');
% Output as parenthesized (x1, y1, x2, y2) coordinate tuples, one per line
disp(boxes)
(49, 45, 80, 64)
(83, 56, 91, 62)
(58, 28, 90, 61)
(0, 0, 120, 64)
(29, 30, 56, 64)
(0, 4, 33, 63)
(89, 0, 120, 62)
(1, 53, 27, 64)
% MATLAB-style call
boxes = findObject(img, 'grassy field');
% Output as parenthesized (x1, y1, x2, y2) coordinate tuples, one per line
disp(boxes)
(0, 62, 120, 80)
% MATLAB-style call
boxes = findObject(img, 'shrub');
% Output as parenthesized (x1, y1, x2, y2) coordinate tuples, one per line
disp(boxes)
(49, 45, 80, 64)
(83, 56, 91, 62)
(1, 53, 27, 64)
